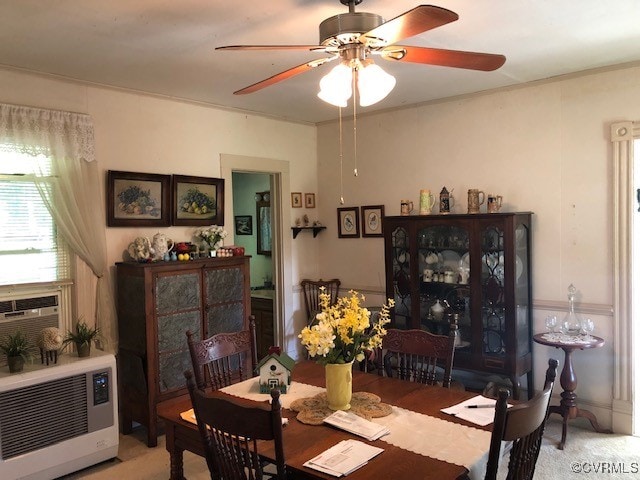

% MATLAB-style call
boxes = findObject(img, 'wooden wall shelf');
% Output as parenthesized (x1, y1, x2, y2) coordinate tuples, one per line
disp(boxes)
(292, 226, 326, 238)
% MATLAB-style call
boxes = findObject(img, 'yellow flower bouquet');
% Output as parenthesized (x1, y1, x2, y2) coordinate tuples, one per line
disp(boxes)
(299, 288, 394, 365)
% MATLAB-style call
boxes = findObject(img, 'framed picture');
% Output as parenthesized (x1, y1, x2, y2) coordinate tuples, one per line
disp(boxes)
(305, 193, 316, 208)
(172, 175, 224, 226)
(291, 192, 302, 208)
(337, 207, 360, 238)
(361, 205, 385, 237)
(235, 215, 253, 235)
(107, 170, 171, 227)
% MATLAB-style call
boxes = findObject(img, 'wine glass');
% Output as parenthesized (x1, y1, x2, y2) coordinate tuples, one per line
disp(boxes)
(544, 315, 557, 334)
(581, 318, 595, 340)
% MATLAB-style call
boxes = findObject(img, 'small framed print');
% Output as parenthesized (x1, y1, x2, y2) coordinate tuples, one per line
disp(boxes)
(361, 205, 385, 237)
(305, 193, 316, 208)
(107, 170, 171, 227)
(291, 192, 302, 208)
(172, 175, 224, 226)
(235, 215, 253, 235)
(337, 207, 360, 238)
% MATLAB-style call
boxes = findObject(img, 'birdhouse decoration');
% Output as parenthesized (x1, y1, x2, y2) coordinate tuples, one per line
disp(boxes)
(257, 350, 295, 394)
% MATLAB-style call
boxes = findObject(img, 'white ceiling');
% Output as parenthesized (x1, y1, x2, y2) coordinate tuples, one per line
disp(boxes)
(1, 0, 639, 124)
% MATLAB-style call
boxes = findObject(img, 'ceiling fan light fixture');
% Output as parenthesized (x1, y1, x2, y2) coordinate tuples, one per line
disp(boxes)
(318, 63, 353, 107)
(357, 62, 396, 107)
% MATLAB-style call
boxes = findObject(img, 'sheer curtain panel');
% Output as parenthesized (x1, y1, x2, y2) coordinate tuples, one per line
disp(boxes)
(0, 103, 117, 351)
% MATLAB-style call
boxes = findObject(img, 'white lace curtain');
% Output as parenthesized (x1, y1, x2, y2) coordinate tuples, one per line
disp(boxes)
(0, 102, 117, 352)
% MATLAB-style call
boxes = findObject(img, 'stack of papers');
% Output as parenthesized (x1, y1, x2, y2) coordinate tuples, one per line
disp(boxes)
(440, 395, 509, 426)
(323, 410, 390, 441)
(303, 439, 384, 477)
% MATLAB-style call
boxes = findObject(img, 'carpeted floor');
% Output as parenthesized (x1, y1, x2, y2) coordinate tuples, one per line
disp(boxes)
(59, 417, 640, 479)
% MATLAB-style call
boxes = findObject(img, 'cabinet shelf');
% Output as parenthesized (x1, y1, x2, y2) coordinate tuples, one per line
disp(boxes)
(292, 226, 326, 238)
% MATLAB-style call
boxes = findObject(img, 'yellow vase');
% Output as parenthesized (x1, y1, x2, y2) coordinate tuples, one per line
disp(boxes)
(325, 361, 354, 411)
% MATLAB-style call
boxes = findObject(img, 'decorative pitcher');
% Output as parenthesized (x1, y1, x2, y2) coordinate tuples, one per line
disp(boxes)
(419, 189, 435, 215)
(151, 233, 174, 261)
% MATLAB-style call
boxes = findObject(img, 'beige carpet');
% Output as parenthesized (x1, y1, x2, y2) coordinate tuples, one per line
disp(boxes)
(58, 418, 640, 479)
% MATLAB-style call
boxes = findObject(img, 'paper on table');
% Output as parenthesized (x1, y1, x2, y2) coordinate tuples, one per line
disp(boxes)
(303, 439, 384, 477)
(324, 410, 390, 441)
(440, 395, 509, 426)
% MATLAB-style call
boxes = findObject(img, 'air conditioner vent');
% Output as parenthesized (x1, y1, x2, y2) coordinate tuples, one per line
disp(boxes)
(0, 301, 11, 314)
(0, 373, 88, 459)
(14, 294, 58, 311)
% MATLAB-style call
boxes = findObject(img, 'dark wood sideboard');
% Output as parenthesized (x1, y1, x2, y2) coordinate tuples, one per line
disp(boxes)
(115, 256, 251, 446)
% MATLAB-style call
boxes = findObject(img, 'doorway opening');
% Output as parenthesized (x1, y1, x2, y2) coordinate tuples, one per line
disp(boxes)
(220, 153, 294, 359)
(232, 171, 275, 358)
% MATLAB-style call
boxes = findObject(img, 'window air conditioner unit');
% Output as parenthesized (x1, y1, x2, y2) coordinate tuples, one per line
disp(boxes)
(0, 352, 119, 480)
(0, 292, 61, 366)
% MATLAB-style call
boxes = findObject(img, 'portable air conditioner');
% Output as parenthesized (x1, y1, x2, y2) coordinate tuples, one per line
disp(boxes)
(0, 352, 119, 480)
(0, 292, 61, 366)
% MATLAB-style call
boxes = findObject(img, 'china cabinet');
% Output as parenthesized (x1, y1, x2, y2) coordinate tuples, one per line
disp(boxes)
(383, 212, 533, 399)
(116, 256, 251, 446)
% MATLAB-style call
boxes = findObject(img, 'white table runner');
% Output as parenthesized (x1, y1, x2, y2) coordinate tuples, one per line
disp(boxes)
(221, 379, 490, 479)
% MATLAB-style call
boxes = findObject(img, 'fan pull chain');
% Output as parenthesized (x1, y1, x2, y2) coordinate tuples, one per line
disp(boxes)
(339, 106, 344, 205)
(352, 69, 358, 177)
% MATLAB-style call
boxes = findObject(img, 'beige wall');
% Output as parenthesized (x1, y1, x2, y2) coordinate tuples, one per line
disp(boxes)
(316, 64, 640, 428)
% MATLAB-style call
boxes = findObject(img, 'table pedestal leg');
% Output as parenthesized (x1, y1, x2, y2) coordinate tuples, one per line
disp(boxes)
(548, 348, 612, 450)
(169, 448, 186, 480)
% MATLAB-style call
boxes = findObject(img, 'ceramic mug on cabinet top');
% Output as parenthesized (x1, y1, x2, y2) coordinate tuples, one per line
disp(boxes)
(400, 199, 414, 216)
(487, 194, 503, 213)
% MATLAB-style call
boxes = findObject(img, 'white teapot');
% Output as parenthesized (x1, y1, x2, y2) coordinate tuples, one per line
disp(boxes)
(152, 232, 174, 261)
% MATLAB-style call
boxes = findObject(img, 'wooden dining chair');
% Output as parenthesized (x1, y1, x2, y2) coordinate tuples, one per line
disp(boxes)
(300, 278, 340, 325)
(186, 317, 258, 391)
(377, 327, 457, 387)
(484, 358, 559, 480)
(185, 370, 288, 480)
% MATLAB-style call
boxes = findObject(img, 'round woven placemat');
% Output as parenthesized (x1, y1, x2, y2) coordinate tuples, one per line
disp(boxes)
(290, 391, 392, 425)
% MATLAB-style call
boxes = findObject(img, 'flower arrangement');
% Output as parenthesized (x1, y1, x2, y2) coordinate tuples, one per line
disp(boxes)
(299, 289, 394, 365)
(195, 225, 227, 250)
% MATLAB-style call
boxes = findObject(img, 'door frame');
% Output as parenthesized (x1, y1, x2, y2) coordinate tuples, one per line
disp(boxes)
(220, 154, 293, 357)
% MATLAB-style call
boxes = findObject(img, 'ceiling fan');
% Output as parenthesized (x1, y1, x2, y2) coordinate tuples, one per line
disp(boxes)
(217, 1, 506, 104)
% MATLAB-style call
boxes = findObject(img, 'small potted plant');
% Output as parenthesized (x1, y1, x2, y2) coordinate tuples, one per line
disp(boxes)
(0, 330, 30, 373)
(64, 320, 100, 358)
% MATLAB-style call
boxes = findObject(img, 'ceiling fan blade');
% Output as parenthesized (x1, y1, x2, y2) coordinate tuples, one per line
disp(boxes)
(217, 45, 325, 52)
(381, 45, 506, 71)
(361, 5, 458, 46)
(233, 57, 336, 95)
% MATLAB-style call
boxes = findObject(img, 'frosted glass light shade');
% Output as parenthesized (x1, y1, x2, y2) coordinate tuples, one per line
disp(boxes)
(358, 63, 396, 107)
(317, 63, 352, 107)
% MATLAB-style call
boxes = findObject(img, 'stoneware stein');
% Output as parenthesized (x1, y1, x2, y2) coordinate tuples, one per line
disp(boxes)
(400, 199, 414, 216)
(419, 189, 435, 215)
(487, 194, 503, 213)
(467, 189, 485, 214)
(439, 187, 455, 214)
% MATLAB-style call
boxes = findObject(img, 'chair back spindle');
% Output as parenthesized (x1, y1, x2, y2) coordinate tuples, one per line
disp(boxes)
(377, 328, 456, 388)
(186, 317, 258, 391)
(484, 358, 558, 480)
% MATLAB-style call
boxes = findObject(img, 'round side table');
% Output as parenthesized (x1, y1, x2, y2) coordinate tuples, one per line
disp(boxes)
(533, 333, 612, 450)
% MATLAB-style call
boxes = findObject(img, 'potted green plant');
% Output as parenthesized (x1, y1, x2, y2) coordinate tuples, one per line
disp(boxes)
(64, 320, 100, 357)
(0, 330, 30, 373)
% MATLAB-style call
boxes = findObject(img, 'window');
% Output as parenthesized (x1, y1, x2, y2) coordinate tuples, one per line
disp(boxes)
(0, 145, 71, 286)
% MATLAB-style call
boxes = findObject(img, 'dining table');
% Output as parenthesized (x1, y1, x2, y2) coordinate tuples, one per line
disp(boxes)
(157, 361, 494, 480)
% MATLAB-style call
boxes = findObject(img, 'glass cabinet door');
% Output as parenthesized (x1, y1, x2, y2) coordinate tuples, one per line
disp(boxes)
(481, 224, 506, 358)
(417, 224, 471, 350)
(390, 226, 411, 329)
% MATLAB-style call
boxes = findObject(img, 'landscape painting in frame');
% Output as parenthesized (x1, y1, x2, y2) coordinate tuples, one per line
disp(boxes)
(107, 170, 171, 227)
(172, 174, 224, 226)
